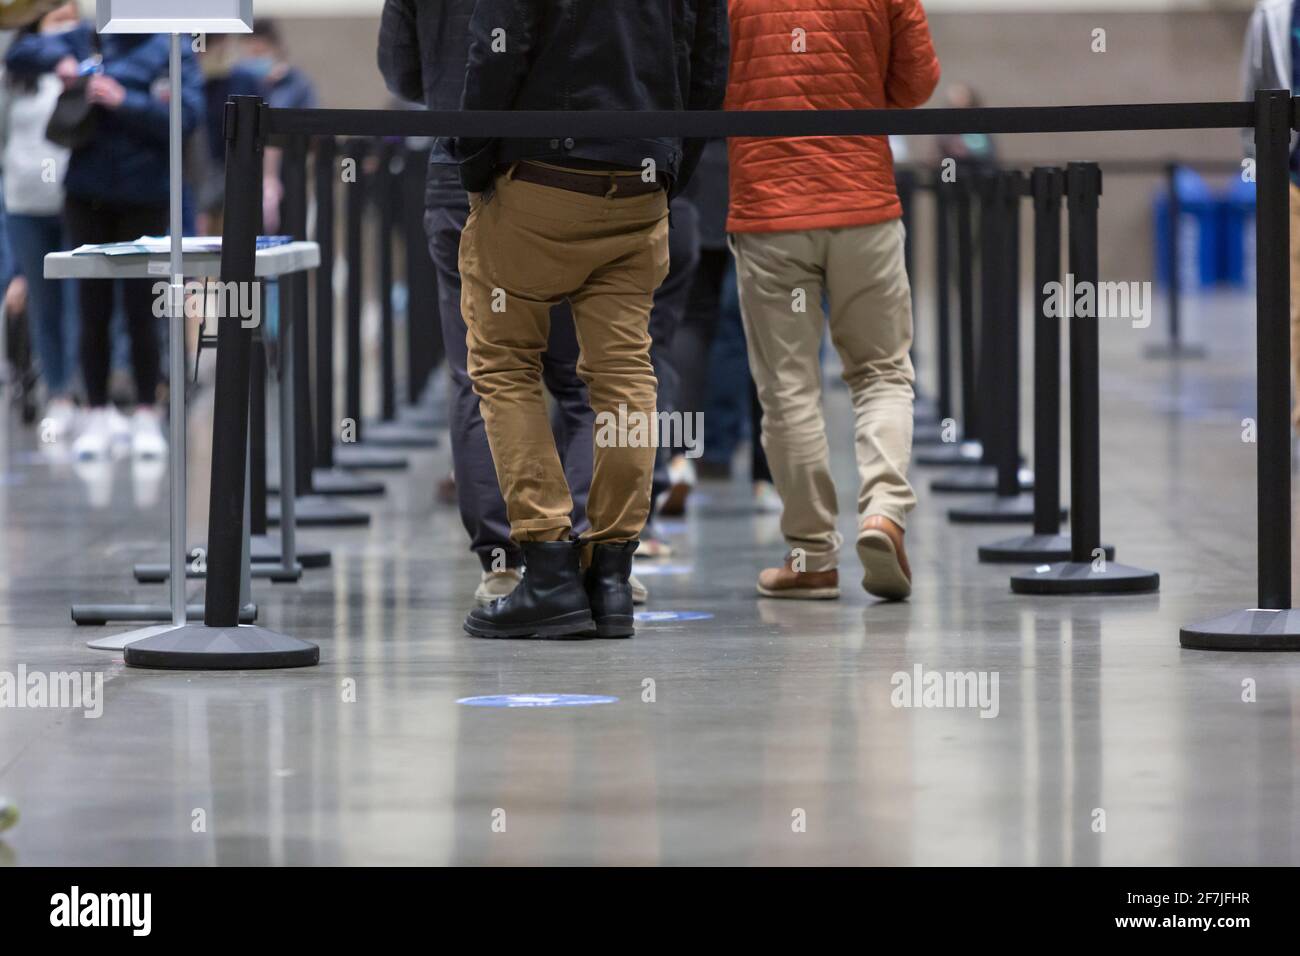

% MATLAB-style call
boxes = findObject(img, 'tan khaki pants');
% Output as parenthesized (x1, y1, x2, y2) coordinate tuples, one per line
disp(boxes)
(731, 220, 917, 572)
(1290, 184, 1300, 428)
(459, 173, 669, 545)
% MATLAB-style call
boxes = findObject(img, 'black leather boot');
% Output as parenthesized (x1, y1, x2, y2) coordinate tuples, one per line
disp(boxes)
(464, 541, 595, 639)
(585, 541, 637, 638)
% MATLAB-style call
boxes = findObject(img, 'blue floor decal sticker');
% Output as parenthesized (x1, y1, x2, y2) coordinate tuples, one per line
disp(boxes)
(457, 694, 619, 708)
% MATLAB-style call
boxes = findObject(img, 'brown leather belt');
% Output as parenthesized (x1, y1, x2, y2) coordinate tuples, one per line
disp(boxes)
(507, 161, 664, 198)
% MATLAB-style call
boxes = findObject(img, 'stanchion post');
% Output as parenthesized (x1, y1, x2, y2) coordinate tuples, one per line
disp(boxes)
(1181, 89, 1300, 649)
(934, 176, 953, 424)
(379, 142, 397, 423)
(1011, 161, 1157, 594)
(124, 96, 318, 669)
(956, 178, 978, 444)
(285, 135, 315, 498)
(205, 96, 262, 627)
(346, 138, 366, 445)
(949, 170, 1037, 523)
(313, 137, 337, 471)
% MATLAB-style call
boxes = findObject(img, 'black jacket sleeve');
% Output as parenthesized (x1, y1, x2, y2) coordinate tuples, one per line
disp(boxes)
(455, 0, 546, 191)
(674, 0, 730, 197)
(377, 0, 425, 105)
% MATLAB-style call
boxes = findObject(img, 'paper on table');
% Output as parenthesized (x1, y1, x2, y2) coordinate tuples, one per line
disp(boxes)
(70, 236, 296, 256)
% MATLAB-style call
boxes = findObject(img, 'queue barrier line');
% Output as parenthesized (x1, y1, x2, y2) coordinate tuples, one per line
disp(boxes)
(117, 92, 1297, 669)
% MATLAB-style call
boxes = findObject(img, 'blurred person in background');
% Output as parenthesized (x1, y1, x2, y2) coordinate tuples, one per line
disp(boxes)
(726, 0, 939, 602)
(228, 19, 317, 234)
(1241, 0, 1300, 426)
(5, 13, 204, 459)
(378, 0, 603, 607)
(0, 1, 78, 439)
(662, 138, 781, 517)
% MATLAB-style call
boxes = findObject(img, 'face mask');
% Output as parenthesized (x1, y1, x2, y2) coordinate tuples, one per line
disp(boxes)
(239, 57, 276, 81)
(41, 21, 79, 35)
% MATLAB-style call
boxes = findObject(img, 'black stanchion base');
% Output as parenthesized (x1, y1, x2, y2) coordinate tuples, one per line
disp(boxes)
(332, 444, 410, 471)
(915, 441, 984, 468)
(1144, 341, 1207, 361)
(931, 467, 1033, 495)
(1179, 608, 1300, 651)
(1011, 561, 1159, 595)
(268, 495, 370, 529)
(72, 603, 257, 626)
(361, 420, 438, 449)
(123, 624, 320, 670)
(948, 495, 1059, 525)
(133, 560, 303, 584)
(978, 534, 1115, 564)
(269, 468, 386, 498)
(252, 534, 330, 568)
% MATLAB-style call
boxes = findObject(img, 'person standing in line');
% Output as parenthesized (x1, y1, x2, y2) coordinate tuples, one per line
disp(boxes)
(378, 0, 612, 608)
(726, 0, 939, 601)
(453, 0, 728, 639)
(5, 17, 204, 460)
(0, 2, 79, 440)
(1241, 0, 1300, 426)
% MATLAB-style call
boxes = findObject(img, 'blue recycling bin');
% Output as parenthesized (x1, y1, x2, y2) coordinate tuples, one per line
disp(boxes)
(1219, 176, 1256, 289)
(1153, 167, 1219, 290)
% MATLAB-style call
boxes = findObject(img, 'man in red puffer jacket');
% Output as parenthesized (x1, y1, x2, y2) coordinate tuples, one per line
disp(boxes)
(727, 0, 939, 603)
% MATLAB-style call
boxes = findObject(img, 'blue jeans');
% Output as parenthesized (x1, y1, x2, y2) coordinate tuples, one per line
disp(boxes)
(7, 213, 78, 396)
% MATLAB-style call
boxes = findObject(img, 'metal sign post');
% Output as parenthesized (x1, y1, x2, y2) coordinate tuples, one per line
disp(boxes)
(84, 0, 255, 651)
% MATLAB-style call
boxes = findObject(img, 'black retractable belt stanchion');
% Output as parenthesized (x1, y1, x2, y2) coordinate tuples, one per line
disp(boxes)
(949, 170, 1041, 523)
(267, 144, 370, 529)
(1182, 89, 1300, 649)
(125, 96, 319, 670)
(899, 169, 936, 427)
(269, 137, 382, 505)
(915, 173, 986, 468)
(1146, 161, 1206, 360)
(401, 143, 443, 426)
(914, 172, 950, 447)
(332, 138, 412, 470)
(1011, 162, 1158, 595)
(980, 167, 1114, 563)
(305, 139, 392, 492)
(361, 141, 437, 448)
(931, 169, 1032, 493)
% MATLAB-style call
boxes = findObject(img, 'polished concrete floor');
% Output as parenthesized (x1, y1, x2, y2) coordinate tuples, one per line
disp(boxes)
(0, 290, 1297, 866)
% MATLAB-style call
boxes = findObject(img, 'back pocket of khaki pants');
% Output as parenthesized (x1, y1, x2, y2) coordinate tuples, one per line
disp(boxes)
(480, 203, 569, 297)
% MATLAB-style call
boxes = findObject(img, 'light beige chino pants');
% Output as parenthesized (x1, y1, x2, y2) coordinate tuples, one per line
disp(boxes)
(731, 219, 918, 572)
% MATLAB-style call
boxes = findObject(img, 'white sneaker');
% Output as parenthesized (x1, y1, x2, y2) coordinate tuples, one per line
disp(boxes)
(130, 407, 167, 460)
(475, 568, 523, 606)
(72, 408, 118, 460)
(41, 397, 77, 442)
(630, 573, 648, 605)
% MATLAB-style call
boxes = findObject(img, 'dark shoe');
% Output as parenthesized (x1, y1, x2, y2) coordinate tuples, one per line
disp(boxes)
(464, 541, 595, 639)
(585, 541, 638, 638)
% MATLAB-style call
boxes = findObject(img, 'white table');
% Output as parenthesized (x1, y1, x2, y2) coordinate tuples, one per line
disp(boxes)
(46, 241, 321, 649)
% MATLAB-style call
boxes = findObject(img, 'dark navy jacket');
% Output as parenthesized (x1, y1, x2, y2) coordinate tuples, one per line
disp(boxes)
(379, 0, 729, 199)
(377, 0, 475, 208)
(5, 24, 204, 207)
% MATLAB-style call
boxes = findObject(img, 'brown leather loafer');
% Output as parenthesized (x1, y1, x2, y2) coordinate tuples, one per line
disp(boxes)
(856, 516, 912, 600)
(756, 555, 840, 600)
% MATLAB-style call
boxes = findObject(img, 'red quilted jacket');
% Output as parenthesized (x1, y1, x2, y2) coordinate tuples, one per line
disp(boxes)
(725, 0, 940, 233)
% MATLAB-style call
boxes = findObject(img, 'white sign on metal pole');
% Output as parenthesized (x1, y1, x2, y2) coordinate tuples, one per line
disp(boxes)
(86, 1, 254, 650)
(97, 0, 253, 34)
